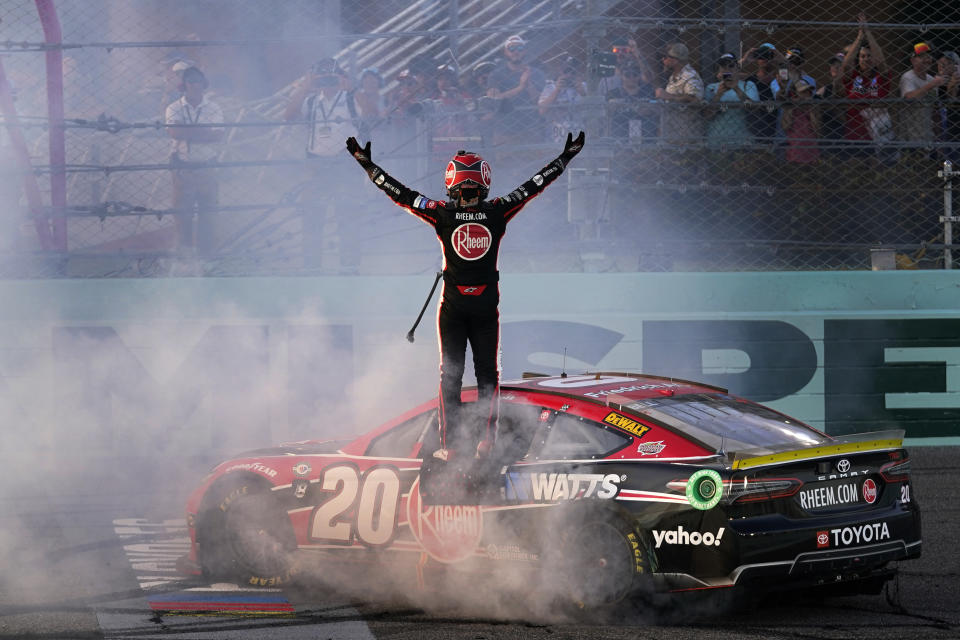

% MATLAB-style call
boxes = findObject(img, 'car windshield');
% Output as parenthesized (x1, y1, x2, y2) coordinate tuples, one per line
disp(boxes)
(627, 393, 829, 453)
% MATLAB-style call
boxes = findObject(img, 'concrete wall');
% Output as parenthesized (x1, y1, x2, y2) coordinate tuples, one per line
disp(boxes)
(1, 271, 957, 457)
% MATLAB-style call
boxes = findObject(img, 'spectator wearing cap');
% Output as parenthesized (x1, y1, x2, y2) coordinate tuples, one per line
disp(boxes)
(487, 34, 547, 147)
(740, 42, 783, 142)
(164, 66, 224, 255)
(781, 79, 821, 164)
(538, 56, 588, 144)
(899, 43, 944, 149)
(605, 61, 657, 142)
(284, 57, 358, 156)
(154, 52, 197, 121)
(703, 53, 759, 148)
(771, 47, 816, 100)
(655, 42, 704, 143)
(936, 51, 960, 162)
(814, 52, 847, 147)
(835, 12, 893, 151)
(283, 57, 362, 271)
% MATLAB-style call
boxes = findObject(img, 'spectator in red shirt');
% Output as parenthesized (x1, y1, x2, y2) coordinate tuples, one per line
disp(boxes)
(835, 12, 892, 154)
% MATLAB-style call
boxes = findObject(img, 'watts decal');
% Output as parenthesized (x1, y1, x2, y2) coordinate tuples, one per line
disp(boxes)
(504, 472, 621, 501)
(603, 411, 651, 439)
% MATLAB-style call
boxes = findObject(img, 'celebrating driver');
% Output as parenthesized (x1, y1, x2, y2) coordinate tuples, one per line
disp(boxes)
(346, 132, 585, 462)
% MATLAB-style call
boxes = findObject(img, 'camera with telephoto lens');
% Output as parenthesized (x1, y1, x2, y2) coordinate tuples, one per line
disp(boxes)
(590, 49, 617, 78)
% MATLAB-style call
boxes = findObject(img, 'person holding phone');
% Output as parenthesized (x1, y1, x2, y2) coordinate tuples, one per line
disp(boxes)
(703, 53, 759, 148)
(771, 47, 816, 100)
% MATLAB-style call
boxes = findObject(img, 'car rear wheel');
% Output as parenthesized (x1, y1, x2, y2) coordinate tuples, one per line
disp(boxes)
(199, 480, 297, 588)
(544, 508, 654, 613)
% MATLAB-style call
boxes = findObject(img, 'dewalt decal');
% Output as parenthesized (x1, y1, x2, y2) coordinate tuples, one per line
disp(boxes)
(603, 411, 650, 439)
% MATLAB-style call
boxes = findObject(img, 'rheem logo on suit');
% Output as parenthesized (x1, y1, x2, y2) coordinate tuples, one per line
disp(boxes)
(451, 223, 492, 260)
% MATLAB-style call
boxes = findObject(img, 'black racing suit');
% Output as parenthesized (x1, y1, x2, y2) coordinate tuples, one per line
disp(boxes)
(361, 155, 570, 455)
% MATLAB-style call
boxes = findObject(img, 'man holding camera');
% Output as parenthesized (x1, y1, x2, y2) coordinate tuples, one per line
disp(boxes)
(284, 58, 361, 271)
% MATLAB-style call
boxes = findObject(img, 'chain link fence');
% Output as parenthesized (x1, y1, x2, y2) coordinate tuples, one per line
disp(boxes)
(1, 0, 958, 277)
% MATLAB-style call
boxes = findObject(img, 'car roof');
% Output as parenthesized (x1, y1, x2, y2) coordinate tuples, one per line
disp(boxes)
(501, 372, 727, 406)
(341, 372, 727, 457)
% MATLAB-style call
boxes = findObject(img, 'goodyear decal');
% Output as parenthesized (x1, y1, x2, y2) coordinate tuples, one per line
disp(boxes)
(603, 411, 650, 439)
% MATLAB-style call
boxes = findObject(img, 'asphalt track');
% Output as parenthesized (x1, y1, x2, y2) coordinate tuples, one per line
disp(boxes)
(0, 447, 957, 640)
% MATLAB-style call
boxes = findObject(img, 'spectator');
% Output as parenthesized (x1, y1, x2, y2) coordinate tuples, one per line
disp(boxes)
(431, 64, 472, 158)
(815, 52, 847, 147)
(165, 66, 224, 256)
(654, 42, 704, 143)
(487, 34, 546, 147)
(284, 57, 358, 155)
(465, 61, 497, 146)
(703, 52, 759, 148)
(782, 79, 821, 164)
(145, 53, 196, 122)
(771, 47, 817, 99)
(835, 12, 893, 152)
(385, 67, 431, 118)
(283, 57, 361, 271)
(599, 37, 653, 95)
(466, 61, 495, 101)
(899, 43, 942, 149)
(538, 56, 588, 143)
(740, 42, 782, 142)
(605, 62, 657, 142)
(937, 51, 960, 161)
(354, 67, 385, 139)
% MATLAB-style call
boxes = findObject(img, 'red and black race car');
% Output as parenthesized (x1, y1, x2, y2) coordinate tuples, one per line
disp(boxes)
(180, 372, 921, 608)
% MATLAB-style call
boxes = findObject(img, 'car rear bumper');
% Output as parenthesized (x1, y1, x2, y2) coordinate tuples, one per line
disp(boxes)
(732, 538, 921, 585)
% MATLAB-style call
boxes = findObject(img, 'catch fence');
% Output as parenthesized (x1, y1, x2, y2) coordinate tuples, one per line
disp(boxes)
(0, 0, 958, 277)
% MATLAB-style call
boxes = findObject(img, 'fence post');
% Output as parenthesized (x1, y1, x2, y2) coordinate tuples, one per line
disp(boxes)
(939, 159, 958, 269)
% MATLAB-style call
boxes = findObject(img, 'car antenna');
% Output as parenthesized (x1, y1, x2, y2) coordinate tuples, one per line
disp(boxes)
(717, 435, 727, 459)
(561, 348, 567, 378)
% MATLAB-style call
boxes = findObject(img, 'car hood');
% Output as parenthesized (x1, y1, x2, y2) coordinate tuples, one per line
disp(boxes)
(231, 438, 352, 458)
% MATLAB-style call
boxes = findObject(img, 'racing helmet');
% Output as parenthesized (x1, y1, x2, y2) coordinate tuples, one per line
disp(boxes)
(445, 150, 491, 201)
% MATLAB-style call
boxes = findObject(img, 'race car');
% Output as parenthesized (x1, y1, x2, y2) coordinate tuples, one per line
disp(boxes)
(180, 372, 921, 608)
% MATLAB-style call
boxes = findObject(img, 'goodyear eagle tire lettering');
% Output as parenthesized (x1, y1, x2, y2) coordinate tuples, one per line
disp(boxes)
(546, 507, 656, 614)
(199, 480, 298, 587)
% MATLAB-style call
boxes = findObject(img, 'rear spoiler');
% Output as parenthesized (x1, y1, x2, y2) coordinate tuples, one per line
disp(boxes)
(731, 429, 905, 471)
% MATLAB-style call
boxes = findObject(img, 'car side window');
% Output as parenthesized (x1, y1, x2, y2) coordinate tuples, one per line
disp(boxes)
(365, 409, 436, 458)
(531, 413, 631, 460)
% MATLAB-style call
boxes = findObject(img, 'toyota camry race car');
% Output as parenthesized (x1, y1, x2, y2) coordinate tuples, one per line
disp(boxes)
(180, 372, 921, 608)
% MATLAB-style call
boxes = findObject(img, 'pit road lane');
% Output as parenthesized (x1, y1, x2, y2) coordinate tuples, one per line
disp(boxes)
(0, 447, 955, 639)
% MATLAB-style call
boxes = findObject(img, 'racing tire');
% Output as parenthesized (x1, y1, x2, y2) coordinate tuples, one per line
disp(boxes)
(198, 480, 298, 588)
(545, 508, 655, 615)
